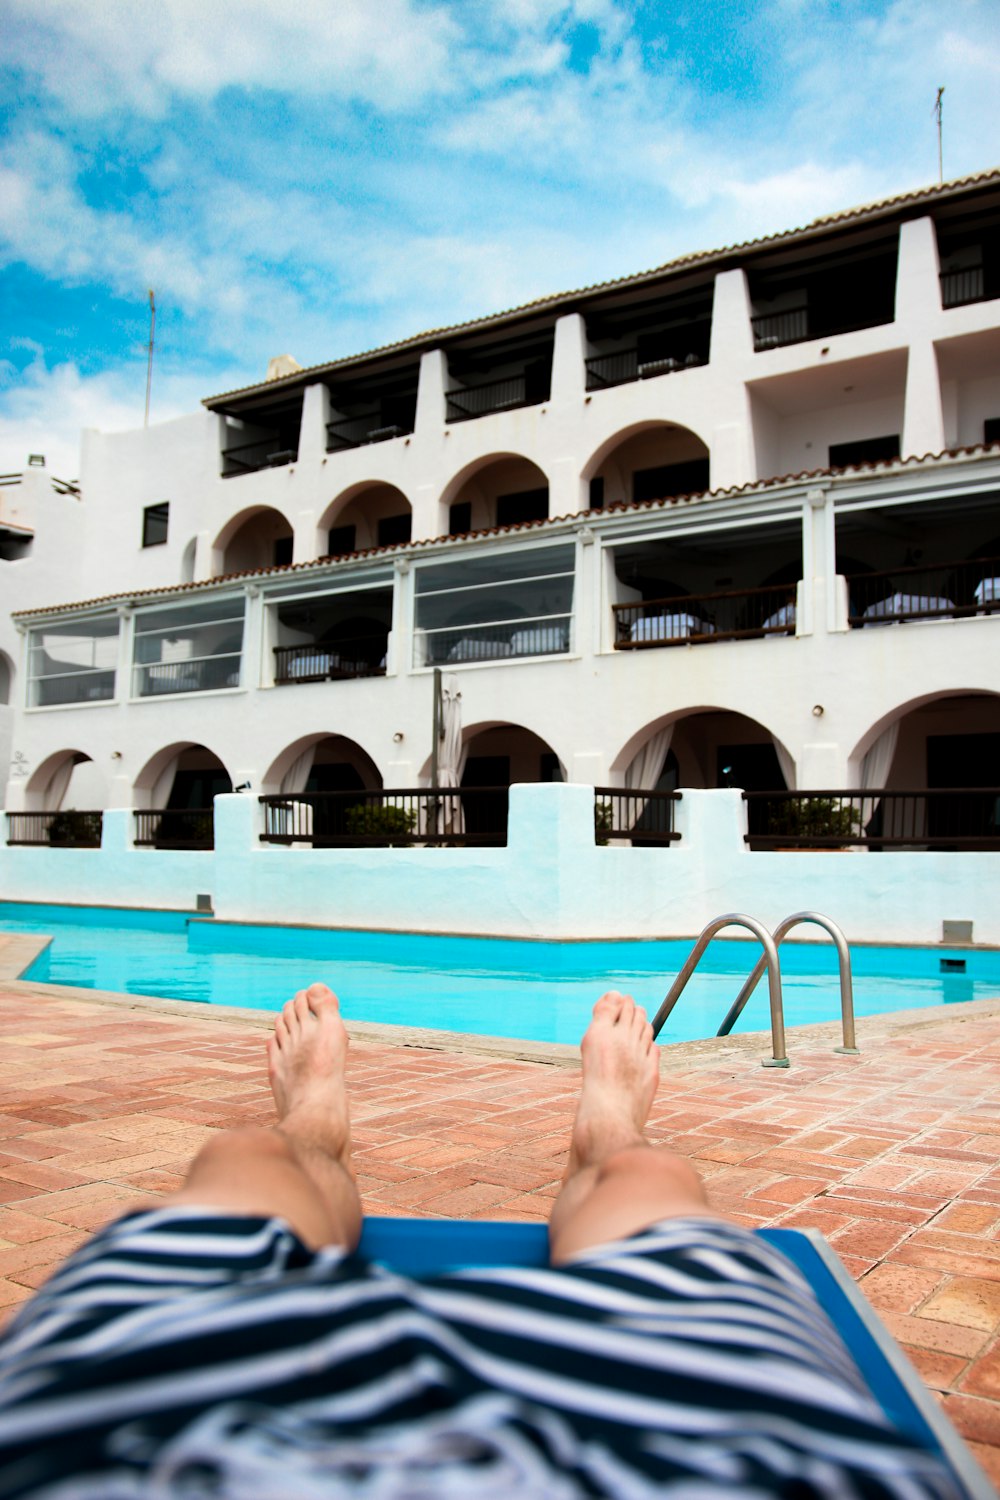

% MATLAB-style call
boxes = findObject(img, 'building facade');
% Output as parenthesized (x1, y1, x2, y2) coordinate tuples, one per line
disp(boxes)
(2, 169, 999, 869)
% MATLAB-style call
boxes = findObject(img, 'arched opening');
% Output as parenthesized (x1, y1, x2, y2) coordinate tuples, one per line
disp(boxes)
(850, 692, 1000, 847)
(263, 734, 383, 796)
(262, 735, 383, 847)
(0, 651, 11, 705)
(17, 750, 105, 846)
(213, 506, 293, 576)
(584, 422, 709, 512)
(418, 721, 563, 844)
(134, 743, 232, 849)
(440, 455, 549, 537)
(320, 484, 412, 556)
(616, 710, 791, 794)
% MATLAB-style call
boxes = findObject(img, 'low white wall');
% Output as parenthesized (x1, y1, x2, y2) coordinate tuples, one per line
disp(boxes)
(1, 787, 997, 946)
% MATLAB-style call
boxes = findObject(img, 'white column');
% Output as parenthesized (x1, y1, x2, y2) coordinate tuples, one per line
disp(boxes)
(898, 218, 945, 459)
(708, 270, 757, 489)
(551, 312, 587, 403)
(415, 350, 448, 433)
(297, 382, 328, 464)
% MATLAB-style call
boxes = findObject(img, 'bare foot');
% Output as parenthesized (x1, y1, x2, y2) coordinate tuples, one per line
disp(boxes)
(567, 991, 659, 1178)
(266, 983, 352, 1169)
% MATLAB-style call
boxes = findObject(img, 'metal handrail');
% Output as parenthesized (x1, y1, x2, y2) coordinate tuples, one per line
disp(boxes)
(651, 914, 788, 1067)
(716, 912, 858, 1054)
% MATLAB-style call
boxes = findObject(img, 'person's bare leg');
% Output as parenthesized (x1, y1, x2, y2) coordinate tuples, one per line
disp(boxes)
(166, 983, 361, 1251)
(548, 991, 729, 1264)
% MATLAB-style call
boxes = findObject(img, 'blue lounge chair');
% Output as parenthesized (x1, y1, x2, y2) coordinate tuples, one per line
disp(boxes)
(358, 1217, 992, 1499)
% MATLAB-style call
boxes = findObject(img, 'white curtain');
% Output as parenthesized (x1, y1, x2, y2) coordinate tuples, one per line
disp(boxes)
(436, 675, 467, 835)
(773, 739, 797, 791)
(278, 745, 316, 840)
(151, 757, 179, 809)
(46, 758, 75, 812)
(860, 722, 900, 831)
(280, 746, 315, 795)
(621, 726, 674, 835)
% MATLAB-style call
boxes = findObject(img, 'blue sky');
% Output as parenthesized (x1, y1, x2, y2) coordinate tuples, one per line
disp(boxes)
(1, 0, 999, 476)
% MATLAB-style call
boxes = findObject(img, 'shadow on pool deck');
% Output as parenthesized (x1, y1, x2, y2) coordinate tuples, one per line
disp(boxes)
(1, 948, 1000, 1486)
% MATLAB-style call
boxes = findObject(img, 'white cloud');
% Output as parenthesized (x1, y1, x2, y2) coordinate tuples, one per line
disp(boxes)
(3, 0, 462, 115)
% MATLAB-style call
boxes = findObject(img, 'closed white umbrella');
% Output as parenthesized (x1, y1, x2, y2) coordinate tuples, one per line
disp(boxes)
(436, 673, 465, 836)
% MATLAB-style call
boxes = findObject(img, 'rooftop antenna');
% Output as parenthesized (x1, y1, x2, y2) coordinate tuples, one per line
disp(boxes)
(933, 87, 945, 185)
(144, 288, 156, 427)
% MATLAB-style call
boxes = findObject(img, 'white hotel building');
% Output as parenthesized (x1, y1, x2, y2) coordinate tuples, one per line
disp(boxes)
(1, 170, 999, 944)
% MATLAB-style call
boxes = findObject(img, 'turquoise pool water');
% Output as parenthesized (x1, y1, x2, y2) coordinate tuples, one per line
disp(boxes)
(2, 902, 997, 1047)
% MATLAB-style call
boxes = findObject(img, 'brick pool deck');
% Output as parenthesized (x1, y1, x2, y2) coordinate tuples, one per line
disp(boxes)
(0, 950, 998, 1487)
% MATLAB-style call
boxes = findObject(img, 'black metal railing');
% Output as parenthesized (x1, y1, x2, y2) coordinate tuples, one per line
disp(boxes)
(751, 306, 809, 350)
(446, 376, 531, 422)
(134, 655, 243, 696)
(594, 788, 681, 846)
(5, 810, 103, 847)
(614, 584, 797, 648)
(221, 439, 298, 476)
(134, 808, 215, 850)
(940, 266, 985, 309)
(846, 556, 1000, 626)
(744, 789, 1000, 849)
(258, 788, 508, 847)
(584, 350, 706, 391)
(326, 416, 411, 451)
(274, 638, 388, 684)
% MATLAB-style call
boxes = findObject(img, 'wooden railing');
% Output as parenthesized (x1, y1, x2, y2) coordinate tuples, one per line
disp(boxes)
(751, 306, 808, 350)
(134, 809, 215, 850)
(846, 557, 1000, 626)
(5, 810, 103, 847)
(274, 638, 388, 683)
(614, 584, 797, 648)
(594, 788, 681, 846)
(743, 789, 1000, 849)
(258, 788, 508, 847)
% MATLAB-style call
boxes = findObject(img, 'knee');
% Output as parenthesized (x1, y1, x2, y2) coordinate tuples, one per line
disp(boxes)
(597, 1145, 708, 1205)
(190, 1127, 295, 1174)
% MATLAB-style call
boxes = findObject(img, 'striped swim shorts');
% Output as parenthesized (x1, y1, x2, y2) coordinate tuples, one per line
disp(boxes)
(0, 1208, 958, 1498)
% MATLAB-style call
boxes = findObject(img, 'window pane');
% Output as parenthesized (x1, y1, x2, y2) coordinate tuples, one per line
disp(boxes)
(133, 597, 245, 696)
(27, 617, 119, 705)
(142, 503, 169, 547)
(415, 545, 573, 596)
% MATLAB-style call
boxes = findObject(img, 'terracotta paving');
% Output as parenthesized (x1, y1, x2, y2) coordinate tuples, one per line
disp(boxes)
(0, 968, 998, 1488)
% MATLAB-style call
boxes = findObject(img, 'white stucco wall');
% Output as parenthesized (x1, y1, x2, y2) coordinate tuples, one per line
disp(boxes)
(2, 787, 997, 948)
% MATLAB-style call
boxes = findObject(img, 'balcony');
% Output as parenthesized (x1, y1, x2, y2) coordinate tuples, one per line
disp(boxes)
(221, 436, 298, 477)
(274, 636, 388, 683)
(6, 810, 103, 847)
(446, 375, 532, 422)
(744, 789, 1000, 850)
(846, 557, 1000, 627)
(134, 808, 215, 850)
(258, 788, 508, 847)
(751, 306, 809, 352)
(326, 415, 411, 451)
(614, 584, 797, 649)
(585, 349, 707, 391)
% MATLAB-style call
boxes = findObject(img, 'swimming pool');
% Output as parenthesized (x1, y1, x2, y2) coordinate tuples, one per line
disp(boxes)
(2, 902, 997, 1047)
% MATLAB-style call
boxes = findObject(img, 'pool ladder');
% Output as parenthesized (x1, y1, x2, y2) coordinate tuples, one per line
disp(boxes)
(651, 911, 858, 1068)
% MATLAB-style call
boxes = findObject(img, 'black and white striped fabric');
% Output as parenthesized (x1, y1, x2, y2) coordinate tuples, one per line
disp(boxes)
(0, 1208, 958, 1498)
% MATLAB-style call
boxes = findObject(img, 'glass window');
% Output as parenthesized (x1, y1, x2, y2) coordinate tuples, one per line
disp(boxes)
(142, 502, 169, 547)
(414, 545, 574, 665)
(132, 596, 245, 697)
(27, 616, 119, 706)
